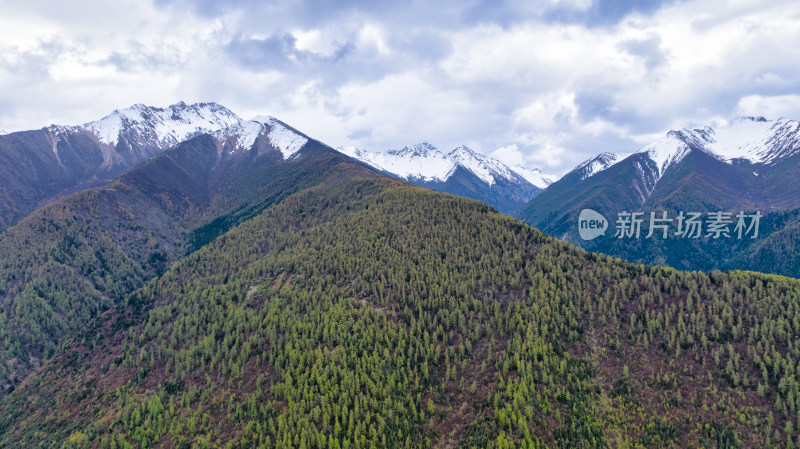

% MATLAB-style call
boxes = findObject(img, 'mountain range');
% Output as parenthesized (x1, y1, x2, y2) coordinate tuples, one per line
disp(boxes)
(516, 116, 800, 276)
(0, 102, 247, 232)
(340, 143, 555, 214)
(2, 102, 800, 447)
(0, 103, 370, 394)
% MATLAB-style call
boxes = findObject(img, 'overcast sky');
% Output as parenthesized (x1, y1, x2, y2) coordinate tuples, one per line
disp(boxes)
(1, 0, 799, 173)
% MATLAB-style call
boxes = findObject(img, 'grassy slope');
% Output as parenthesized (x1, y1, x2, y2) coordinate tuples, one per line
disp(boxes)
(2, 176, 800, 448)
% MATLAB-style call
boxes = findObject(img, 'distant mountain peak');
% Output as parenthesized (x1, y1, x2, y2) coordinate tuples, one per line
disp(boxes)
(30, 102, 313, 172)
(339, 142, 557, 214)
(603, 116, 800, 189)
(342, 142, 526, 186)
(251, 114, 278, 124)
(211, 120, 266, 154)
(388, 142, 438, 158)
(264, 119, 309, 159)
(522, 114, 800, 241)
(510, 165, 557, 189)
(574, 151, 632, 181)
(657, 116, 800, 168)
(637, 131, 698, 179)
(212, 116, 309, 159)
(731, 115, 769, 124)
(80, 101, 242, 148)
(448, 144, 475, 155)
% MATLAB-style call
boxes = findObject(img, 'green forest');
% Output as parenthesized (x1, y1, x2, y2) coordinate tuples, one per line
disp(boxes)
(3, 175, 800, 448)
(0, 136, 374, 396)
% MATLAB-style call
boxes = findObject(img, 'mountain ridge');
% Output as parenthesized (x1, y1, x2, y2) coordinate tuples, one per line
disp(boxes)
(340, 143, 556, 214)
(0, 102, 321, 233)
(554, 116, 800, 203)
(516, 115, 800, 277)
(0, 115, 379, 395)
(0, 102, 242, 233)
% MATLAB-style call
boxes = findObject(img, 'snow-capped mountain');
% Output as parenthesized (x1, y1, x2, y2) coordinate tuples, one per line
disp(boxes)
(249, 116, 309, 158)
(547, 117, 800, 200)
(339, 143, 557, 214)
(211, 116, 309, 159)
(572, 152, 634, 181)
(517, 115, 800, 246)
(37, 102, 243, 175)
(81, 101, 241, 148)
(43, 102, 312, 168)
(515, 115, 800, 278)
(509, 165, 558, 189)
(211, 119, 265, 154)
(42, 102, 310, 163)
(540, 116, 800, 205)
(341, 143, 498, 185)
(0, 102, 313, 232)
(340, 143, 557, 188)
(634, 116, 800, 182)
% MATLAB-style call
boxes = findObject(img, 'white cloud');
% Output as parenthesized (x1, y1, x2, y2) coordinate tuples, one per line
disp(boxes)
(490, 144, 526, 166)
(0, 0, 799, 174)
(737, 95, 800, 120)
(292, 29, 343, 57)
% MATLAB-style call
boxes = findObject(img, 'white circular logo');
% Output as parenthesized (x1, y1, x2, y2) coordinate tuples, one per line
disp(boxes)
(578, 209, 608, 240)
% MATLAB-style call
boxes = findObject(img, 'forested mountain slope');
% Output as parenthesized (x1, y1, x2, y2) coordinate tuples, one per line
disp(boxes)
(0, 130, 379, 396)
(3, 173, 800, 448)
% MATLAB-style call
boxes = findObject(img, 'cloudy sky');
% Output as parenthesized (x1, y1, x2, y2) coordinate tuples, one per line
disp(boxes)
(1, 0, 799, 173)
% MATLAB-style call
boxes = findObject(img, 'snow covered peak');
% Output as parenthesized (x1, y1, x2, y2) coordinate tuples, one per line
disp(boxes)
(339, 146, 371, 160)
(446, 145, 519, 185)
(574, 152, 633, 181)
(387, 142, 438, 158)
(211, 116, 308, 159)
(83, 101, 242, 148)
(212, 120, 266, 153)
(340, 143, 456, 182)
(510, 166, 557, 189)
(636, 132, 697, 178)
(255, 117, 309, 159)
(447, 145, 477, 156)
(706, 117, 800, 165)
(730, 116, 769, 125)
(633, 117, 800, 176)
(340, 142, 557, 187)
(61, 102, 308, 160)
(250, 114, 277, 124)
(561, 115, 800, 202)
